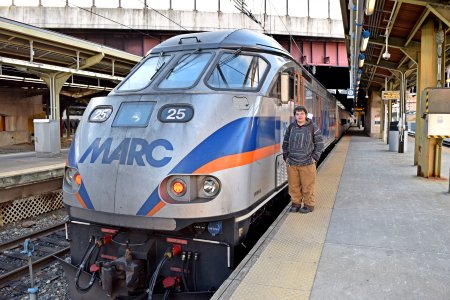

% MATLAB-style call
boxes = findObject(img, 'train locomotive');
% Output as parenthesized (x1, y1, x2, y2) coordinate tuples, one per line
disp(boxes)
(60, 29, 351, 299)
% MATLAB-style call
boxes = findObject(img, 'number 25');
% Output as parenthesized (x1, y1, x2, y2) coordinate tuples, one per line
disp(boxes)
(167, 108, 186, 120)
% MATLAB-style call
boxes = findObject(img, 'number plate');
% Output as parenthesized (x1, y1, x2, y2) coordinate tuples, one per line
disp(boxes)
(158, 104, 194, 123)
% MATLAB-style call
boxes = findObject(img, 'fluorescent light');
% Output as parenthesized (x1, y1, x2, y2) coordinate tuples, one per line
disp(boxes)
(360, 31, 370, 52)
(365, 0, 376, 15)
(359, 53, 365, 68)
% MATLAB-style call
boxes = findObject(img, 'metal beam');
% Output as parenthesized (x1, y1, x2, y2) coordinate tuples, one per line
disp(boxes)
(365, 60, 408, 73)
(405, 8, 430, 47)
(400, 0, 442, 6)
(400, 48, 420, 64)
(0, 56, 124, 81)
(427, 4, 450, 28)
(370, 36, 421, 51)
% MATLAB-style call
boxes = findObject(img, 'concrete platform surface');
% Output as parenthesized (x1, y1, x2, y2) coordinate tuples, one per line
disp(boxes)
(214, 128, 450, 300)
(0, 150, 68, 174)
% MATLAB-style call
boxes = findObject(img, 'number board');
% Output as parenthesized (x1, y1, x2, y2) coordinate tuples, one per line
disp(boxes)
(158, 104, 194, 123)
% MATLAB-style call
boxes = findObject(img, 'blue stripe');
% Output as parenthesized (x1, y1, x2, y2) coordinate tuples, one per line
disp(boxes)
(137, 116, 280, 216)
(69, 139, 95, 209)
(78, 182, 95, 210)
(68, 139, 76, 167)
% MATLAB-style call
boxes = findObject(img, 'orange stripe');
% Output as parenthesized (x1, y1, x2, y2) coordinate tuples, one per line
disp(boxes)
(75, 193, 88, 209)
(193, 144, 280, 174)
(146, 144, 279, 216)
(146, 201, 166, 216)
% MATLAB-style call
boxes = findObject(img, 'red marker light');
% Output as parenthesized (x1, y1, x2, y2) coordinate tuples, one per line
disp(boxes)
(172, 180, 186, 195)
(74, 173, 82, 185)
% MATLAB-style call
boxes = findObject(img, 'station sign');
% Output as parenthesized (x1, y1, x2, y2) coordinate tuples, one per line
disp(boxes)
(382, 91, 400, 100)
(347, 89, 354, 99)
(327, 89, 336, 94)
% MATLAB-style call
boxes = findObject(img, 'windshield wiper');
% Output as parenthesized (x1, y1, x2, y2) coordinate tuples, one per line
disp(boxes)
(167, 49, 201, 77)
(150, 52, 166, 80)
(218, 48, 242, 66)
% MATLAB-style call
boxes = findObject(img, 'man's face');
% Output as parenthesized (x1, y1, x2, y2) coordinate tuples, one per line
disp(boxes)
(295, 110, 306, 124)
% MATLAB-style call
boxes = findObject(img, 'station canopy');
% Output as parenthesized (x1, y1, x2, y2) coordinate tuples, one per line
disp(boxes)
(340, 0, 450, 94)
(0, 17, 141, 97)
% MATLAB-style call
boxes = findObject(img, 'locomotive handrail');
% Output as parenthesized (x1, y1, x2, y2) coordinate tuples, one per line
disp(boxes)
(178, 37, 201, 44)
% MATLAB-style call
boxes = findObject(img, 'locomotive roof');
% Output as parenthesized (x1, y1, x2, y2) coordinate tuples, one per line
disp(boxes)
(150, 29, 292, 58)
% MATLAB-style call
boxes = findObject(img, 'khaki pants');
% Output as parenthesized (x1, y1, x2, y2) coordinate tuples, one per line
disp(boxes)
(287, 164, 316, 207)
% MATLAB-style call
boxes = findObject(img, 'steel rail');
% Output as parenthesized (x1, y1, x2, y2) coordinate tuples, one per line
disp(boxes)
(0, 247, 69, 286)
(0, 222, 66, 252)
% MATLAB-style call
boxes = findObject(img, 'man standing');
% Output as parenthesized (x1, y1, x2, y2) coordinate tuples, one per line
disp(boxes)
(282, 106, 324, 213)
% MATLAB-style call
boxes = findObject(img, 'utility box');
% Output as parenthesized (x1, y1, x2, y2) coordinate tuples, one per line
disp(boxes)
(421, 88, 450, 116)
(427, 114, 450, 136)
(33, 119, 61, 157)
(421, 88, 450, 137)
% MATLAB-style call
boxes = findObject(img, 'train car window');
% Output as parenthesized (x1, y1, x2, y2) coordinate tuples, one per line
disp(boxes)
(112, 102, 156, 127)
(158, 52, 213, 89)
(305, 88, 313, 111)
(206, 53, 269, 90)
(117, 55, 171, 91)
(268, 77, 281, 98)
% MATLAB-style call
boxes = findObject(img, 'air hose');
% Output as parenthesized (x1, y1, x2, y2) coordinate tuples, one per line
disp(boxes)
(75, 236, 112, 292)
(147, 256, 168, 300)
(148, 245, 182, 300)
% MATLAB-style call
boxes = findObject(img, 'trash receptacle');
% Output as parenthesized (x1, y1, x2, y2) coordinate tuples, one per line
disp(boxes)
(33, 119, 61, 157)
(388, 121, 399, 152)
(389, 121, 408, 152)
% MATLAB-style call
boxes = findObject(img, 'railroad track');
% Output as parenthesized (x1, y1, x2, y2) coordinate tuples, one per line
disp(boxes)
(0, 222, 70, 286)
(408, 132, 449, 147)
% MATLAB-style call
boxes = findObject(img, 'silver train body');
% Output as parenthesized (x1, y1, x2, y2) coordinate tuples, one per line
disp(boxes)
(62, 29, 351, 299)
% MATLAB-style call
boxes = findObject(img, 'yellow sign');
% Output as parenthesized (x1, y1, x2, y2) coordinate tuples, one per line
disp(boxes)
(354, 107, 364, 111)
(382, 91, 400, 100)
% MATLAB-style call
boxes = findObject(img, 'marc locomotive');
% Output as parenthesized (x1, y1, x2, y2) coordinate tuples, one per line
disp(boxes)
(61, 29, 351, 299)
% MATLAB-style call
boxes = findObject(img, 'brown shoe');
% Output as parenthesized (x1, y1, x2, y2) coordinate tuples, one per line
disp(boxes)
(299, 205, 314, 213)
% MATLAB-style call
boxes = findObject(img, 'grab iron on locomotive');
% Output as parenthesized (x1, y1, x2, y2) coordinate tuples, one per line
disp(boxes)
(60, 29, 351, 299)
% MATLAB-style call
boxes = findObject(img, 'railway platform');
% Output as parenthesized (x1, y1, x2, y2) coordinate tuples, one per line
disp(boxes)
(213, 127, 450, 300)
(0, 148, 68, 226)
(0, 149, 67, 190)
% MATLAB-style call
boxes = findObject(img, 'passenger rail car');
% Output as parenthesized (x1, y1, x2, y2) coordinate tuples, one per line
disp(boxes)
(61, 29, 351, 299)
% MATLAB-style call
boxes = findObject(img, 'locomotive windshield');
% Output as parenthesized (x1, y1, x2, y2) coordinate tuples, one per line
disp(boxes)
(207, 53, 269, 90)
(158, 52, 213, 89)
(117, 54, 171, 91)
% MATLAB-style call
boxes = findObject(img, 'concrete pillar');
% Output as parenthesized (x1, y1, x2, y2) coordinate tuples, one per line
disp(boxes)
(368, 91, 381, 138)
(417, 20, 440, 177)
(414, 67, 419, 165)
(379, 92, 385, 139)
(387, 99, 392, 144)
(41, 73, 71, 121)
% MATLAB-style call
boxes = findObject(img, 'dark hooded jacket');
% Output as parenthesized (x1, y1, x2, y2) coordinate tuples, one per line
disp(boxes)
(282, 119, 324, 166)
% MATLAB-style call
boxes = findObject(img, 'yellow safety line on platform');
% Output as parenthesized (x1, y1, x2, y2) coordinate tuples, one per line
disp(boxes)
(228, 136, 351, 300)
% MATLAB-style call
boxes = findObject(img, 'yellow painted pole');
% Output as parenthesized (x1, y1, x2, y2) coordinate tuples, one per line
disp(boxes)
(417, 20, 438, 177)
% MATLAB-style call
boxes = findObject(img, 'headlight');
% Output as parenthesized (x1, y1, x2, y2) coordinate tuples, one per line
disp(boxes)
(160, 175, 220, 203)
(202, 177, 220, 197)
(65, 167, 75, 185)
(89, 106, 113, 122)
(64, 167, 81, 191)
